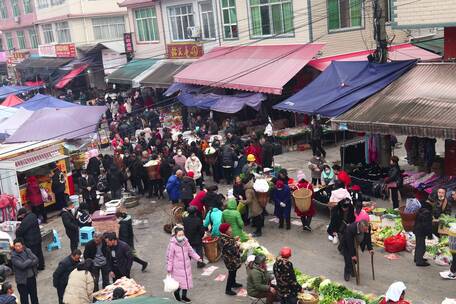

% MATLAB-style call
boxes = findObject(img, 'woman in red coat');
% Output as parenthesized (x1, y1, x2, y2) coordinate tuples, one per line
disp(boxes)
(26, 176, 47, 223)
(294, 171, 315, 231)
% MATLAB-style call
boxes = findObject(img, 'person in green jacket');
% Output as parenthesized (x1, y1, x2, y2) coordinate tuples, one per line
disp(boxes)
(247, 255, 276, 303)
(222, 198, 248, 242)
(203, 205, 223, 237)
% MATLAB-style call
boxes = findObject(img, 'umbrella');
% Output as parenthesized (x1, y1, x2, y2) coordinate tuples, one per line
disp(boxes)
(0, 105, 18, 123)
(2, 95, 23, 107)
(5, 106, 106, 143)
(16, 94, 79, 110)
(0, 108, 33, 136)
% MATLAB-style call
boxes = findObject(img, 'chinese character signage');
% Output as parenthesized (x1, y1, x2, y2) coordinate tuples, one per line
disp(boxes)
(123, 33, 134, 62)
(6, 51, 29, 65)
(167, 43, 204, 59)
(38, 44, 76, 58)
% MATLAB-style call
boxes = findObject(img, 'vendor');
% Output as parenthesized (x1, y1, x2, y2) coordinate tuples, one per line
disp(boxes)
(247, 255, 276, 304)
(321, 165, 335, 186)
(379, 281, 410, 304)
(426, 187, 451, 219)
(384, 156, 403, 209)
(272, 247, 302, 304)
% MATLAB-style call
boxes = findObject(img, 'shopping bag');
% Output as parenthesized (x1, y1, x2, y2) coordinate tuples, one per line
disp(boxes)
(384, 233, 406, 253)
(163, 275, 179, 293)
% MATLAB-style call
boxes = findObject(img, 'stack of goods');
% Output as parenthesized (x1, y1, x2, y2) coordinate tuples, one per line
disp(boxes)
(93, 277, 145, 300)
(160, 107, 182, 131)
(274, 127, 309, 140)
(91, 210, 119, 235)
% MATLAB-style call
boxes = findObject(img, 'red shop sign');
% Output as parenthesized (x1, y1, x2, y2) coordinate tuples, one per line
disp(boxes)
(167, 43, 204, 59)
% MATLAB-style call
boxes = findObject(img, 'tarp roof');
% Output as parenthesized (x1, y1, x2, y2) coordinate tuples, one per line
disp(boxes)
(174, 44, 324, 95)
(178, 92, 266, 113)
(55, 64, 89, 89)
(412, 38, 444, 56)
(273, 60, 417, 117)
(0, 108, 33, 136)
(0, 85, 42, 99)
(16, 57, 72, 70)
(140, 61, 192, 88)
(2, 95, 23, 107)
(308, 43, 440, 71)
(332, 63, 456, 139)
(17, 94, 79, 111)
(0, 105, 18, 122)
(107, 59, 158, 86)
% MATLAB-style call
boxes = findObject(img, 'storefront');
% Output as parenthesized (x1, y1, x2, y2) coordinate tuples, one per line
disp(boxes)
(0, 140, 73, 208)
(106, 58, 158, 89)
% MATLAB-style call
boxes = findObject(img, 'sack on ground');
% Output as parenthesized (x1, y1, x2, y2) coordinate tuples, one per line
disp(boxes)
(384, 233, 406, 253)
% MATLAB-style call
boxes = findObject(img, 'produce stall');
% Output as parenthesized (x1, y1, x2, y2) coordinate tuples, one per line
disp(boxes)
(274, 125, 343, 152)
(0, 140, 72, 209)
(110, 296, 179, 303)
(93, 277, 146, 301)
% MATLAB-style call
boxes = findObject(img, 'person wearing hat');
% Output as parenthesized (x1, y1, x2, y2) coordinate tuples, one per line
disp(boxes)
(379, 281, 410, 304)
(294, 172, 316, 232)
(222, 198, 248, 242)
(273, 247, 301, 304)
(327, 198, 355, 246)
(51, 162, 67, 210)
(272, 180, 292, 230)
(182, 206, 206, 268)
(180, 171, 196, 210)
(242, 174, 264, 237)
(61, 198, 80, 253)
(242, 154, 258, 176)
(247, 254, 276, 303)
(219, 223, 242, 296)
(15, 208, 44, 271)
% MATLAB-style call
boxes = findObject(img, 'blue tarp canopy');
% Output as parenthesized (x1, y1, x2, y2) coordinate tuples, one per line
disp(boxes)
(15, 94, 80, 110)
(273, 60, 417, 117)
(178, 92, 266, 113)
(0, 85, 42, 99)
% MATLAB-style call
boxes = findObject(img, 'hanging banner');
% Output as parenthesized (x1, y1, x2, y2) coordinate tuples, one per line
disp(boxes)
(39, 43, 76, 58)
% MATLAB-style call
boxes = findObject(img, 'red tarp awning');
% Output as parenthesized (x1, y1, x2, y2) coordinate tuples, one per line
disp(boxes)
(174, 44, 324, 95)
(55, 64, 89, 89)
(308, 43, 441, 71)
(2, 94, 23, 107)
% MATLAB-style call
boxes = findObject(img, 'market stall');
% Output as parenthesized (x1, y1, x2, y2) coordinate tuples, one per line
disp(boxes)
(0, 140, 72, 209)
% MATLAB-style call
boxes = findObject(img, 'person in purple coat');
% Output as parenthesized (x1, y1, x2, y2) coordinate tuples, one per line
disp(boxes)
(166, 225, 202, 303)
(272, 180, 292, 230)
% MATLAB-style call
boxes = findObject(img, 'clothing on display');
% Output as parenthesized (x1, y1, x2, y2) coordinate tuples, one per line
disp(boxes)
(404, 137, 436, 168)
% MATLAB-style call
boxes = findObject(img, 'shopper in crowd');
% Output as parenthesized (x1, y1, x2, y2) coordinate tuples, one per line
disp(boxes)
(321, 164, 335, 186)
(53, 249, 81, 304)
(86, 154, 102, 179)
(242, 154, 258, 176)
(61, 199, 80, 253)
(180, 171, 196, 210)
(182, 206, 206, 268)
(273, 180, 292, 230)
(273, 247, 302, 304)
(201, 184, 223, 209)
(173, 149, 187, 171)
(83, 233, 109, 292)
(0, 282, 17, 304)
(247, 254, 276, 304)
(384, 156, 403, 209)
(204, 202, 223, 237)
(78, 169, 98, 213)
(15, 208, 44, 271)
(221, 144, 237, 185)
(342, 220, 373, 282)
(329, 180, 352, 208)
(145, 157, 163, 199)
(327, 198, 355, 244)
(166, 169, 183, 204)
(294, 172, 315, 232)
(25, 176, 47, 224)
(379, 281, 411, 304)
(414, 207, 433, 267)
(51, 162, 67, 210)
(116, 211, 148, 272)
(105, 232, 133, 280)
(185, 153, 203, 190)
(63, 259, 94, 304)
(166, 225, 202, 303)
(308, 151, 324, 186)
(219, 223, 242, 296)
(223, 198, 248, 241)
(260, 137, 274, 169)
(107, 164, 124, 200)
(11, 238, 39, 304)
(189, 188, 207, 217)
(310, 115, 326, 158)
(242, 175, 264, 237)
(333, 165, 352, 189)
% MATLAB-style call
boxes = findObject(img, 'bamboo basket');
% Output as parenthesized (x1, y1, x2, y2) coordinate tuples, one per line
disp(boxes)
(202, 236, 221, 263)
(293, 188, 312, 212)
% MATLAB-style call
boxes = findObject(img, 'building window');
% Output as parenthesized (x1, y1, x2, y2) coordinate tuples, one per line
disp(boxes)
(11, 0, 20, 17)
(328, 0, 363, 31)
(56, 21, 71, 42)
(5, 33, 14, 50)
(42, 24, 54, 43)
(92, 16, 125, 40)
(249, 0, 293, 37)
(37, 0, 48, 9)
(220, 0, 237, 39)
(168, 4, 194, 41)
(23, 0, 32, 13)
(0, 0, 8, 19)
(135, 7, 159, 42)
(28, 28, 38, 48)
(16, 31, 26, 49)
(199, 1, 215, 40)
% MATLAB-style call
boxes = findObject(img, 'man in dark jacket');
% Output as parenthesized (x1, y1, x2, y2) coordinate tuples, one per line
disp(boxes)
(310, 115, 326, 158)
(11, 239, 39, 304)
(180, 172, 196, 209)
(260, 137, 274, 169)
(414, 207, 433, 267)
(86, 154, 102, 179)
(183, 206, 205, 268)
(116, 212, 148, 272)
(107, 165, 124, 199)
(78, 169, 98, 213)
(221, 144, 237, 184)
(105, 233, 133, 280)
(15, 208, 44, 271)
(0, 282, 17, 304)
(51, 162, 66, 210)
(342, 220, 373, 281)
(52, 249, 81, 304)
(61, 200, 79, 253)
(84, 233, 109, 291)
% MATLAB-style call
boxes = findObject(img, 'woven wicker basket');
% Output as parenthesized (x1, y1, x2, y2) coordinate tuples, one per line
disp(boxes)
(293, 188, 312, 212)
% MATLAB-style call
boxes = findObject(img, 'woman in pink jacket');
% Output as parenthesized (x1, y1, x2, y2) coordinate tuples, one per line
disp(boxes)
(166, 225, 201, 303)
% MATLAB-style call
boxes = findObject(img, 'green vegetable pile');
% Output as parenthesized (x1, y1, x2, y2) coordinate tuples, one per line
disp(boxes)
(319, 282, 369, 304)
(385, 208, 399, 216)
(439, 214, 456, 228)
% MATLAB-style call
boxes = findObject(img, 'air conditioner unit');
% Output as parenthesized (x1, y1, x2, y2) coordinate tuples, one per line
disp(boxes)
(187, 26, 201, 39)
(13, 16, 20, 23)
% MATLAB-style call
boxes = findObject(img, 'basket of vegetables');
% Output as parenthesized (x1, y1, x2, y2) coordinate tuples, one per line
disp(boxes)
(298, 292, 319, 304)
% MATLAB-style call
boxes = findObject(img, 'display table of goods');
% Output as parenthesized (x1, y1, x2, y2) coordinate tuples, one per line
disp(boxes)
(93, 277, 146, 300)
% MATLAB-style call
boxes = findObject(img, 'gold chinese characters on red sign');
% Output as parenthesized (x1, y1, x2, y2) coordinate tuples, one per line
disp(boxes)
(167, 43, 203, 59)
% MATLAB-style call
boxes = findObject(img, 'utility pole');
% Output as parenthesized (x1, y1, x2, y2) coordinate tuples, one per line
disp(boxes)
(371, 0, 388, 63)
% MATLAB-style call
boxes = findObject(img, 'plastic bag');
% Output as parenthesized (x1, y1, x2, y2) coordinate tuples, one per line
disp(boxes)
(405, 198, 421, 214)
(253, 179, 269, 193)
(163, 275, 179, 293)
(384, 233, 406, 253)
